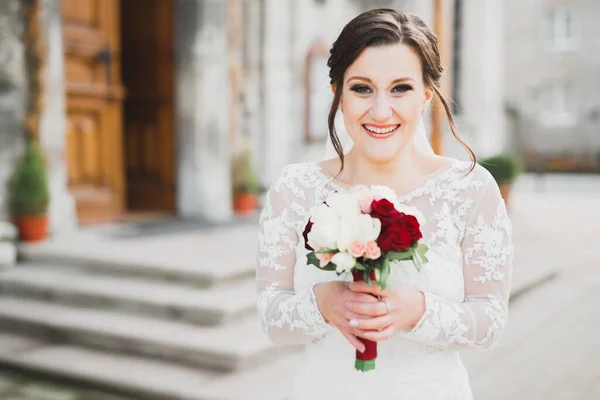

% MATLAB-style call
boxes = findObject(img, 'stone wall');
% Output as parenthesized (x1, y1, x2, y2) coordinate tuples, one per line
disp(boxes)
(0, 0, 25, 221)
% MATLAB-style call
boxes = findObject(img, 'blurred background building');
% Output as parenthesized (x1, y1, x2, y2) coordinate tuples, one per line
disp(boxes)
(504, 0, 600, 173)
(3, 0, 595, 235)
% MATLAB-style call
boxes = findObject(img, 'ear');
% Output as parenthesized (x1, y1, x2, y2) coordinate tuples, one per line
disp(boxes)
(422, 87, 434, 111)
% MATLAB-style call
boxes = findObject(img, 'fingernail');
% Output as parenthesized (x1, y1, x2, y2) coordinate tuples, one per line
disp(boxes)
(364, 332, 373, 338)
(349, 319, 359, 327)
(349, 282, 355, 290)
(344, 301, 353, 309)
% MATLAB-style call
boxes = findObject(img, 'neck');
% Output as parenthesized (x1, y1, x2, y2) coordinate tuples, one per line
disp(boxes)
(343, 145, 425, 187)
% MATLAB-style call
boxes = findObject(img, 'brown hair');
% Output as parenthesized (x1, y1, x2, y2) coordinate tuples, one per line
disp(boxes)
(327, 8, 476, 175)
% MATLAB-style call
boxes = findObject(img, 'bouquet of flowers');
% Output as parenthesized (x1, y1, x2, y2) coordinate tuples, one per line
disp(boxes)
(303, 185, 429, 372)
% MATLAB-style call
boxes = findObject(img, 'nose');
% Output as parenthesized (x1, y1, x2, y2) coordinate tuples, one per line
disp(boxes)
(369, 93, 393, 121)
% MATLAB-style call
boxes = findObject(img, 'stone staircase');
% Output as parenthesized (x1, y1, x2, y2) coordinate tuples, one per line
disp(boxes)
(0, 226, 299, 400)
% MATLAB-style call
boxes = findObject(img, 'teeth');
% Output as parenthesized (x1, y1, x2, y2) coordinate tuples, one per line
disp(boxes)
(364, 125, 399, 134)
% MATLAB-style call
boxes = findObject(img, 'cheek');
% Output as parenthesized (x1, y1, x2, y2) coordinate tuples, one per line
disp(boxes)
(392, 96, 423, 119)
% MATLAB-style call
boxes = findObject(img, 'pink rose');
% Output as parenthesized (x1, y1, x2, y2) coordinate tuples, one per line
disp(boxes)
(315, 252, 333, 267)
(350, 185, 375, 214)
(348, 241, 367, 258)
(358, 194, 375, 214)
(364, 241, 381, 260)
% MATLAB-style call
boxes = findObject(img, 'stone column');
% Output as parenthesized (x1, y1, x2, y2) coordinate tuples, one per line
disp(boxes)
(39, 0, 77, 235)
(175, 0, 232, 222)
(453, 0, 506, 158)
(260, 0, 294, 184)
(0, 0, 25, 222)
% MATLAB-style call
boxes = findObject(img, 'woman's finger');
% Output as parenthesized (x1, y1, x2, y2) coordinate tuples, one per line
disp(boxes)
(341, 309, 370, 322)
(340, 330, 366, 353)
(345, 299, 388, 317)
(363, 324, 396, 342)
(349, 292, 380, 304)
(349, 281, 389, 296)
(349, 314, 393, 331)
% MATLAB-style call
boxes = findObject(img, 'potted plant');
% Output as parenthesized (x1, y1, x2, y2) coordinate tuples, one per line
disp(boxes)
(232, 147, 261, 215)
(9, 136, 50, 241)
(479, 153, 523, 206)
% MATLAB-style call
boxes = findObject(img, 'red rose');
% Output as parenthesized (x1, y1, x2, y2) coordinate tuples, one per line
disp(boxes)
(370, 199, 401, 230)
(378, 214, 423, 252)
(403, 214, 423, 242)
(303, 220, 313, 251)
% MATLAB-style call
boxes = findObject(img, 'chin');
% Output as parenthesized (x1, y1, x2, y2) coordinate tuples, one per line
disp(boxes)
(359, 142, 405, 162)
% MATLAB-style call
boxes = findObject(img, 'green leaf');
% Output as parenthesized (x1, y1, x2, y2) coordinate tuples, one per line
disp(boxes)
(306, 252, 336, 271)
(353, 260, 366, 271)
(416, 243, 429, 264)
(316, 248, 336, 254)
(380, 259, 391, 290)
(386, 250, 414, 262)
(412, 252, 422, 272)
(306, 252, 320, 268)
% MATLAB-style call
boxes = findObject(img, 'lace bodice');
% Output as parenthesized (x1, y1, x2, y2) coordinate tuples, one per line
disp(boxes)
(256, 160, 514, 399)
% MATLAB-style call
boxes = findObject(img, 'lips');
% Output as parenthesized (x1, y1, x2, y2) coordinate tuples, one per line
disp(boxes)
(362, 124, 400, 139)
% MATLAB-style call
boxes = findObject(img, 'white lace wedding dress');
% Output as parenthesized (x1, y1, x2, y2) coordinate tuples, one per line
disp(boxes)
(256, 160, 513, 400)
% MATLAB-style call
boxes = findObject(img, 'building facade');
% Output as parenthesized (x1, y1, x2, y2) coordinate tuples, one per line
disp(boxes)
(0, 0, 508, 236)
(504, 0, 600, 170)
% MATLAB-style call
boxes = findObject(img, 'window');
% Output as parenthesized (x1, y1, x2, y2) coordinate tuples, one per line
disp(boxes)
(546, 10, 579, 52)
(539, 82, 577, 127)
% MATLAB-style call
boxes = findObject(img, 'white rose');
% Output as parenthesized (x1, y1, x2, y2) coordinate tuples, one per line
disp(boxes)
(325, 192, 361, 219)
(356, 214, 381, 243)
(336, 214, 381, 252)
(331, 252, 356, 274)
(307, 204, 340, 250)
(370, 185, 398, 204)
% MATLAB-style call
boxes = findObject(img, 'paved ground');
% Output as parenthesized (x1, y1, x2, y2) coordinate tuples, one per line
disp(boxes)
(2, 172, 599, 399)
(0, 370, 130, 400)
(461, 172, 600, 399)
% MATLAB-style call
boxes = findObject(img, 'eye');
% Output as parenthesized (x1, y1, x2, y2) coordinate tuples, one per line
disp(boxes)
(392, 84, 413, 93)
(350, 85, 372, 94)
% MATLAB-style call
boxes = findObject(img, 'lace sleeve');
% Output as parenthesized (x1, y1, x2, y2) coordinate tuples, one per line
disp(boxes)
(256, 166, 331, 346)
(405, 169, 514, 349)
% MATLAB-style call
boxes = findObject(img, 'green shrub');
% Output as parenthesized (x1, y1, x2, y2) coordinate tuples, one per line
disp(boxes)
(9, 137, 50, 215)
(479, 153, 524, 184)
(232, 147, 261, 194)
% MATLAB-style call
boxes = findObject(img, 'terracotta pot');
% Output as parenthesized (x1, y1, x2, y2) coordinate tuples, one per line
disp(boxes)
(14, 214, 48, 242)
(233, 193, 258, 215)
(498, 182, 513, 207)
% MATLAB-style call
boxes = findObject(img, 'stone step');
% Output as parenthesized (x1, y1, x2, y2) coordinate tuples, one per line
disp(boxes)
(0, 265, 256, 325)
(0, 298, 283, 372)
(0, 332, 300, 400)
(18, 226, 259, 287)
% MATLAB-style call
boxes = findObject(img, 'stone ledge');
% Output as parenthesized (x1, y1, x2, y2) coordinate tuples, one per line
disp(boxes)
(0, 265, 256, 326)
(0, 298, 283, 372)
(0, 338, 299, 400)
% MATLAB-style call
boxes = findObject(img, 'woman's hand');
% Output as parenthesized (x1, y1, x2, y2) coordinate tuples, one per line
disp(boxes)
(313, 281, 380, 352)
(345, 281, 426, 342)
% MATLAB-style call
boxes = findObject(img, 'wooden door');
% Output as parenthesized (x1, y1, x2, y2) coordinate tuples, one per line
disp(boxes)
(62, 0, 125, 224)
(120, 0, 175, 212)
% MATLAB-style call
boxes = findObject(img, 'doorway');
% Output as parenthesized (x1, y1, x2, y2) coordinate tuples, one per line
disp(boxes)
(120, 0, 176, 214)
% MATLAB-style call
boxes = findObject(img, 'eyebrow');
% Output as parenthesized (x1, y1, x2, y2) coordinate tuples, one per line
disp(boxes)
(346, 76, 416, 85)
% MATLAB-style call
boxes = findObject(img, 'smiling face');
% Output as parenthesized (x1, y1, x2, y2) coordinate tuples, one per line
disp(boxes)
(339, 43, 433, 162)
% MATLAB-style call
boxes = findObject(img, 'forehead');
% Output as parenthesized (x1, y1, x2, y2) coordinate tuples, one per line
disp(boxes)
(345, 43, 423, 84)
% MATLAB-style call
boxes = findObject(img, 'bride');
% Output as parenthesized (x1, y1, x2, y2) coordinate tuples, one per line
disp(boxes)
(256, 8, 513, 399)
